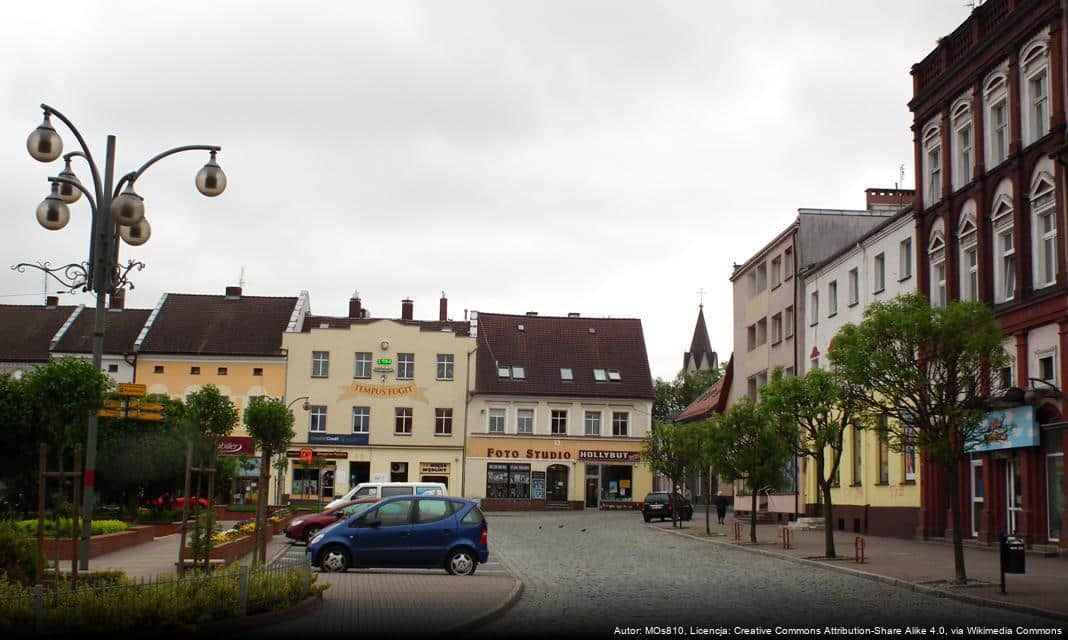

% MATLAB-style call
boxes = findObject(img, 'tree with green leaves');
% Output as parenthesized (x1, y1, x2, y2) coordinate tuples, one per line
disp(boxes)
(706, 398, 791, 543)
(640, 422, 701, 527)
(760, 366, 860, 557)
(244, 397, 294, 563)
(0, 374, 34, 514)
(830, 294, 1009, 583)
(653, 366, 724, 423)
(183, 385, 238, 508)
(688, 419, 720, 535)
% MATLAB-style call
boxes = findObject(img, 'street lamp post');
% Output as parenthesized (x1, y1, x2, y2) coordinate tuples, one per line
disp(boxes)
(16, 103, 225, 570)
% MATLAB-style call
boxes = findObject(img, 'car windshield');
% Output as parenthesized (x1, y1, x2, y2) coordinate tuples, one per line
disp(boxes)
(339, 502, 375, 517)
(645, 493, 669, 504)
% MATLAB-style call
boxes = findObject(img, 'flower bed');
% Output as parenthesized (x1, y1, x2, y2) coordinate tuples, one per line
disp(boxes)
(36, 526, 155, 560)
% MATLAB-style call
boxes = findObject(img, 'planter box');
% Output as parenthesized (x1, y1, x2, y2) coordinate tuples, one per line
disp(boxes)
(213, 505, 283, 522)
(182, 533, 257, 566)
(141, 522, 184, 538)
(37, 526, 155, 560)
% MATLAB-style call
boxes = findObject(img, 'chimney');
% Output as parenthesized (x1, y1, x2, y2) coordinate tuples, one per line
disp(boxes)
(401, 298, 414, 320)
(865, 187, 916, 212)
(109, 289, 126, 311)
(349, 295, 362, 319)
(567, 312, 580, 318)
(526, 311, 538, 316)
(44, 295, 59, 308)
(225, 286, 242, 300)
(439, 292, 448, 322)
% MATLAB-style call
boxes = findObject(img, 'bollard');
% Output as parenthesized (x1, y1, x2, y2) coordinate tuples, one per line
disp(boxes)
(33, 583, 43, 632)
(732, 521, 741, 540)
(238, 565, 249, 615)
(855, 536, 865, 563)
(781, 527, 791, 549)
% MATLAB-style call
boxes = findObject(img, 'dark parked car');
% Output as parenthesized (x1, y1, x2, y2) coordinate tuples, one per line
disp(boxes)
(641, 492, 693, 522)
(285, 498, 379, 543)
(307, 496, 488, 576)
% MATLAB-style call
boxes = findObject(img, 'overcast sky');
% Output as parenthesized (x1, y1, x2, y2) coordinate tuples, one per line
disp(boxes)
(1, 1, 970, 380)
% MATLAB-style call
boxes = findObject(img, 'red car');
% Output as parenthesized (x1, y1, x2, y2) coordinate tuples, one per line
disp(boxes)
(284, 498, 380, 543)
(152, 495, 210, 510)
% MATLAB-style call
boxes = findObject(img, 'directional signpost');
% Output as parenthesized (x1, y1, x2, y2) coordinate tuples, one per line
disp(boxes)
(98, 384, 164, 421)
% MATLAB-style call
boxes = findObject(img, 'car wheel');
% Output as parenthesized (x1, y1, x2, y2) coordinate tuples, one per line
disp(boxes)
(303, 526, 321, 544)
(446, 549, 477, 576)
(320, 545, 350, 573)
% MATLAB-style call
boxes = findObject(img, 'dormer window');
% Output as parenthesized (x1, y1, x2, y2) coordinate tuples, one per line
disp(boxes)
(608, 370, 621, 382)
(497, 366, 511, 378)
(512, 366, 526, 380)
(593, 369, 608, 382)
(560, 368, 573, 381)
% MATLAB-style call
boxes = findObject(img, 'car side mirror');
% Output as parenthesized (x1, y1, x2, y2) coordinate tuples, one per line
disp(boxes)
(335, 512, 345, 519)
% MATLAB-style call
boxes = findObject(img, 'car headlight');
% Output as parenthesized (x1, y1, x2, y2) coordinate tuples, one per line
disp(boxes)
(310, 533, 325, 545)
(291, 519, 304, 526)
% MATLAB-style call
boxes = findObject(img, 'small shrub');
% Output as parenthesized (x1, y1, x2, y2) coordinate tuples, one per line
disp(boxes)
(0, 522, 38, 585)
(15, 519, 127, 537)
(136, 509, 183, 523)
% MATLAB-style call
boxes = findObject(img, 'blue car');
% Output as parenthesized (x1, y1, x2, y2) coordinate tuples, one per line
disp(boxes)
(307, 495, 488, 576)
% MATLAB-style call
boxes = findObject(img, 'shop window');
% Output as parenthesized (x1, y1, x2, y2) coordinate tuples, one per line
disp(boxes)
(292, 467, 320, 498)
(487, 463, 531, 499)
(600, 466, 633, 502)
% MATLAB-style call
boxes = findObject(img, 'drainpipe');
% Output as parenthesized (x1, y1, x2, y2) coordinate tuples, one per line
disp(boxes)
(460, 346, 477, 498)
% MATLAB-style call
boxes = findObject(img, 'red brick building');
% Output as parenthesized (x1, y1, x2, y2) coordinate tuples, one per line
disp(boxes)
(910, 0, 1066, 548)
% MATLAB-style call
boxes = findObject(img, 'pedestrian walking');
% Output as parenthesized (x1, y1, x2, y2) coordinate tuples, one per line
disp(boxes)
(715, 491, 728, 525)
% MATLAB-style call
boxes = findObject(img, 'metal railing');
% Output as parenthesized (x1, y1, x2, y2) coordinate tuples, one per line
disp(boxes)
(0, 556, 312, 635)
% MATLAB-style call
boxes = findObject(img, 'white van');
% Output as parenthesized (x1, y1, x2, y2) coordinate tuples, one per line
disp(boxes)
(323, 482, 448, 510)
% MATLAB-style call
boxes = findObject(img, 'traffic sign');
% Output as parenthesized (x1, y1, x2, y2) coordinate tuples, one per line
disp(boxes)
(103, 399, 124, 410)
(97, 409, 124, 418)
(117, 383, 146, 397)
(128, 410, 164, 422)
(137, 403, 164, 412)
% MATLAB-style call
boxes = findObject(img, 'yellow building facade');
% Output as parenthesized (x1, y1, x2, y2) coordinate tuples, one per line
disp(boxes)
(281, 297, 473, 502)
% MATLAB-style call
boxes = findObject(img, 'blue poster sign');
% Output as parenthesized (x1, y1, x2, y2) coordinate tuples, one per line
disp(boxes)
(308, 432, 369, 446)
(970, 406, 1039, 453)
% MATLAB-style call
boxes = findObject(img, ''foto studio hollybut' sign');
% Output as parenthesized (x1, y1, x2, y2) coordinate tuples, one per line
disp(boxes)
(578, 450, 641, 462)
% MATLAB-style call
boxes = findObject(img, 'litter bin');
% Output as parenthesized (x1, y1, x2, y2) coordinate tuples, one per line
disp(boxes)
(999, 534, 1026, 593)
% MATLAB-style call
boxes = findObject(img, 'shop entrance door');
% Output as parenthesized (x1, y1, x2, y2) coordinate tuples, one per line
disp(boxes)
(547, 465, 569, 502)
(1048, 453, 1063, 542)
(970, 458, 983, 537)
(1007, 459, 1023, 534)
(586, 478, 599, 508)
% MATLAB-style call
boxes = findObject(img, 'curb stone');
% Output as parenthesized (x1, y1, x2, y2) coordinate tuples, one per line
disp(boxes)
(650, 524, 1068, 624)
(441, 553, 525, 637)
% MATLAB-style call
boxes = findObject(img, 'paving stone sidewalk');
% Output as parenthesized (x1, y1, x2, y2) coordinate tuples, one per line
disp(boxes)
(89, 529, 292, 580)
(652, 514, 1068, 618)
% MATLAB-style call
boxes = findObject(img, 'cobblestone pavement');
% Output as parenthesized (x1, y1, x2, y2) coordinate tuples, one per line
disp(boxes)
(477, 511, 1061, 638)
(256, 540, 518, 637)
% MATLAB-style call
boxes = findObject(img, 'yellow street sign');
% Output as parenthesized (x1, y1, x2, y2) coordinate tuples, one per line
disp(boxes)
(132, 412, 164, 422)
(98, 409, 124, 418)
(138, 403, 164, 412)
(117, 383, 147, 397)
(103, 399, 124, 410)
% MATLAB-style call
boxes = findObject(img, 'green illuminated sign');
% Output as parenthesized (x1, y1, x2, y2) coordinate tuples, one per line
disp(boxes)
(377, 358, 393, 366)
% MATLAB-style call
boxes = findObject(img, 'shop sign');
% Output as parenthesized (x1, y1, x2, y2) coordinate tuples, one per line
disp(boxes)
(286, 450, 348, 459)
(116, 383, 146, 397)
(970, 406, 1039, 453)
(308, 432, 369, 446)
(577, 450, 641, 462)
(485, 447, 572, 460)
(420, 462, 450, 474)
(338, 382, 428, 402)
(218, 436, 254, 457)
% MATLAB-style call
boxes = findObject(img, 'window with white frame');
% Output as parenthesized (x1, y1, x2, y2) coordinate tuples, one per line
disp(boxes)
(1032, 174, 1057, 289)
(900, 238, 913, 280)
(309, 406, 327, 432)
(516, 408, 534, 434)
(584, 411, 602, 436)
(755, 262, 767, 293)
(998, 358, 1015, 391)
(436, 354, 454, 380)
(828, 281, 838, 316)
(771, 313, 782, 344)
(923, 123, 942, 207)
(848, 268, 859, 306)
(434, 408, 453, 435)
(1039, 352, 1057, 384)
(352, 406, 370, 433)
(312, 351, 330, 378)
(784, 247, 794, 279)
(612, 412, 629, 436)
(784, 306, 794, 338)
(810, 291, 819, 325)
(985, 72, 1010, 167)
(488, 408, 506, 433)
(397, 353, 414, 379)
(395, 407, 413, 434)
(354, 352, 372, 378)
(771, 256, 782, 288)
(959, 213, 979, 301)
(992, 196, 1015, 302)
(1022, 41, 1050, 145)
(952, 100, 973, 190)
(929, 231, 946, 308)
(550, 410, 568, 435)
(873, 253, 885, 293)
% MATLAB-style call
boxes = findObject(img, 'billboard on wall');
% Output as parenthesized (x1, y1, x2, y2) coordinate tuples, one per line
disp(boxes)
(969, 405, 1040, 453)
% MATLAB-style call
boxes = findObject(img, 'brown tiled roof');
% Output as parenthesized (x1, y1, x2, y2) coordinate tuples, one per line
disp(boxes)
(674, 355, 733, 424)
(138, 294, 297, 357)
(0, 304, 77, 363)
(301, 315, 470, 335)
(473, 313, 654, 399)
(53, 308, 152, 355)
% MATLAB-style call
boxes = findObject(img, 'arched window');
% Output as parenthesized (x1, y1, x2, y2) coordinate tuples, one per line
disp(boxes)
(928, 221, 946, 307)
(923, 122, 943, 208)
(1031, 169, 1057, 288)
(991, 189, 1015, 302)
(1021, 37, 1050, 146)
(984, 69, 1010, 167)
(958, 203, 978, 301)
(951, 97, 973, 191)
